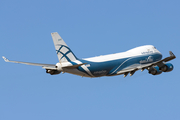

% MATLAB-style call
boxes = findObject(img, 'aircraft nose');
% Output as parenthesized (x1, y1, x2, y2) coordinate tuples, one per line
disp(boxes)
(156, 51, 163, 60)
(154, 48, 162, 59)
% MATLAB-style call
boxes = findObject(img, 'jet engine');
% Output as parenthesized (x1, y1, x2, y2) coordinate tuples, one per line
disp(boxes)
(46, 63, 63, 75)
(159, 63, 174, 72)
(148, 66, 162, 75)
(46, 69, 61, 75)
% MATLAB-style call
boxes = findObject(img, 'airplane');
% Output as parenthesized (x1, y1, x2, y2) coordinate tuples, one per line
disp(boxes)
(2, 32, 176, 78)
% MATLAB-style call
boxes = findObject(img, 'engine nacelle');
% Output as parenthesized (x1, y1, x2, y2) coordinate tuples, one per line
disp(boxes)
(160, 63, 173, 72)
(46, 69, 61, 75)
(46, 63, 63, 75)
(148, 66, 162, 75)
(56, 63, 63, 71)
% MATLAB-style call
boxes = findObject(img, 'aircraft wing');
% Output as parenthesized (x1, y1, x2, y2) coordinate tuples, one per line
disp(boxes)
(2, 56, 86, 70)
(2, 56, 56, 69)
(117, 51, 176, 77)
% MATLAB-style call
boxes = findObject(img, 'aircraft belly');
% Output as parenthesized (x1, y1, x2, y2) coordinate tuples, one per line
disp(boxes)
(89, 62, 119, 77)
(63, 68, 91, 77)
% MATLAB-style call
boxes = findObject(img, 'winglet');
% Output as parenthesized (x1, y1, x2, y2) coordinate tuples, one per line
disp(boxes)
(2, 56, 9, 62)
(162, 51, 176, 62)
(169, 51, 176, 58)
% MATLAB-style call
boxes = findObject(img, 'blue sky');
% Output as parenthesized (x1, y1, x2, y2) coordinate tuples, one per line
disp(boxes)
(0, 0, 180, 120)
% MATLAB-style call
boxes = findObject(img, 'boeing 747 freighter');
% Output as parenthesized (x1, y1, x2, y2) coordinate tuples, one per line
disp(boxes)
(2, 32, 176, 78)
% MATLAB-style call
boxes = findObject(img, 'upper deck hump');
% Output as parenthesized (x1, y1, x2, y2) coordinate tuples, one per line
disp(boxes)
(83, 45, 154, 62)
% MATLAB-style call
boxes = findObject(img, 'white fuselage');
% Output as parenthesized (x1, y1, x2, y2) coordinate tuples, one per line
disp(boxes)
(62, 45, 162, 77)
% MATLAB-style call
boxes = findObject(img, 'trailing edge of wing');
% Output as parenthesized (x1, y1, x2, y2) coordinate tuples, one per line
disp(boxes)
(117, 68, 137, 74)
(2, 56, 56, 68)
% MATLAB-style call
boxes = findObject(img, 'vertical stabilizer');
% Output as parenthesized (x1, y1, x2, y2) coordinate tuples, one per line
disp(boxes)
(51, 32, 78, 63)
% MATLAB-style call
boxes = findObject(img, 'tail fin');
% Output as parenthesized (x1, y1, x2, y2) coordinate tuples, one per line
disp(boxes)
(51, 32, 78, 63)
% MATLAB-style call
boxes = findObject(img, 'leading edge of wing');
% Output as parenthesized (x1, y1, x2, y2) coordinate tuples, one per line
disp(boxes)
(2, 56, 56, 68)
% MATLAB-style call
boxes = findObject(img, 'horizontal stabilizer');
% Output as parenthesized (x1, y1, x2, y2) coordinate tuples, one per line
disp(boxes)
(43, 66, 57, 70)
(62, 63, 86, 69)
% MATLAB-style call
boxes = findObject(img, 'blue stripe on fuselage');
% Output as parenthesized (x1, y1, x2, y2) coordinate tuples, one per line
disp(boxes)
(78, 53, 162, 77)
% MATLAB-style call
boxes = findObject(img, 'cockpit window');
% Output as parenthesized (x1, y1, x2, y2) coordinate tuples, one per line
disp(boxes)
(153, 47, 156, 49)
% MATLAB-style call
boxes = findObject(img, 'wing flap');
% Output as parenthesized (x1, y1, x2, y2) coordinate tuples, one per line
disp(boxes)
(117, 68, 136, 74)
